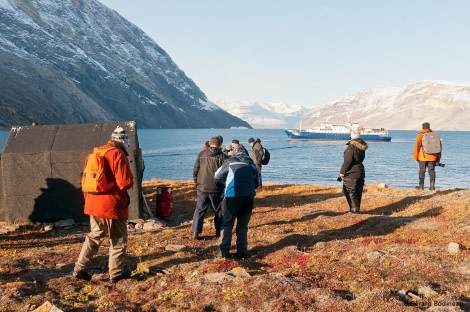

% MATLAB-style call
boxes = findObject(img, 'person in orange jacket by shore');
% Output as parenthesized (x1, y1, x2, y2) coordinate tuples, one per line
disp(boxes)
(73, 126, 134, 283)
(413, 122, 441, 190)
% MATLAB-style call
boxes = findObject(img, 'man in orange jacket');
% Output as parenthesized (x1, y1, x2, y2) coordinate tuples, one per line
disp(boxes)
(413, 122, 441, 190)
(73, 126, 134, 283)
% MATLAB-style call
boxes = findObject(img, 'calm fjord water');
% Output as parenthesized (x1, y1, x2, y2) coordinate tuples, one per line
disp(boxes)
(1, 129, 468, 189)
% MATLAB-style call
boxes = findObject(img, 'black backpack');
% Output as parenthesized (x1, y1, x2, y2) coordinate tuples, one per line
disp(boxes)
(261, 148, 270, 165)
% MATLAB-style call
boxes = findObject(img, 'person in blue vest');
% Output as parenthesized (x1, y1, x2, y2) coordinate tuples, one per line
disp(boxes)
(214, 145, 260, 258)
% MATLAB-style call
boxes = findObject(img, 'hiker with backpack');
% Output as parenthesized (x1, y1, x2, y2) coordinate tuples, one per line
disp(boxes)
(73, 126, 134, 283)
(413, 122, 442, 191)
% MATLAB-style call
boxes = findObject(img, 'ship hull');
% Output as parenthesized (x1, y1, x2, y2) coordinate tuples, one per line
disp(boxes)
(284, 130, 392, 142)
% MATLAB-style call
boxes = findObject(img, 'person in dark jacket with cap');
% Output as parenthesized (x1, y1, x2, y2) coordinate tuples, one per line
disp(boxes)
(339, 127, 368, 214)
(191, 136, 227, 239)
(248, 137, 264, 188)
(214, 145, 260, 258)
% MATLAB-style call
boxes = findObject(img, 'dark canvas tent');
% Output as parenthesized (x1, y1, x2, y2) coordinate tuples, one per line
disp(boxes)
(0, 121, 144, 224)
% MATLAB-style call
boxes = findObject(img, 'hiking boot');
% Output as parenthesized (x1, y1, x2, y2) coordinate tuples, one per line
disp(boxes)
(216, 249, 229, 258)
(235, 253, 247, 260)
(72, 270, 92, 281)
(191, 232, 200, 240)
(110, 268, 131, 283)
(416, 178, 424, 190)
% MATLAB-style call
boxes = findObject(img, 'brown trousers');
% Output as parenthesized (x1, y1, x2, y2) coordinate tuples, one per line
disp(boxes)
(74, 216, 127, 280)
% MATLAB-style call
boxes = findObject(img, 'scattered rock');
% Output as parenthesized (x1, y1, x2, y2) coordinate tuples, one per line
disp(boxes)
(418, 285, 438, 298)
(396, 289, 413, 303)
(448, 242, 463, 255)
(377, 183, 388, 189)
(165, 245, 186, 252)
(200, 272, 235, 282)
(143, 222, 165, 231)
(366, 250, 385, 261)
(54, 219, 75, 228)
(227, 267, 250, 278)
(32, 301, 63, 312)
(43, 223, 54, 232)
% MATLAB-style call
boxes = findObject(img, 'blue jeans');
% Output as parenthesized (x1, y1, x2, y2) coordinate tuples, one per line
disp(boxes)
(191, 191, 223, 235)
(219, 196, 254, 257)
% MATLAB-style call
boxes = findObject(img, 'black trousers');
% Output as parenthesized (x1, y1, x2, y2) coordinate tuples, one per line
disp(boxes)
(418, 161, 435, 182)
(342, 177, 365, 212)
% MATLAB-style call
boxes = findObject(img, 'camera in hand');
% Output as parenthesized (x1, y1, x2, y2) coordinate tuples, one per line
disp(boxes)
(435, 161, 445, 167)
(336, 176, 343, 182)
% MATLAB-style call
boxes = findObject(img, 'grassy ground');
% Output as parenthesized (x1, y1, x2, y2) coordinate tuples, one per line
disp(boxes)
(1, 179, 470, 311)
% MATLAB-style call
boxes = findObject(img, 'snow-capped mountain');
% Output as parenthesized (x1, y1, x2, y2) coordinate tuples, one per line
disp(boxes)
(215, 100, 307, 129)
(300, 80, 470, 130)
(0, 0, 250, 129)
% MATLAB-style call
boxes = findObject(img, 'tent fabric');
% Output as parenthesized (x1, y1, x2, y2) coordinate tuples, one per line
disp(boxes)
(0, 121, 143, 224)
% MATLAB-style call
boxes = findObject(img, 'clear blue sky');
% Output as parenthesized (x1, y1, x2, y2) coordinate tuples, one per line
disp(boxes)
(99, 0, 470, 108)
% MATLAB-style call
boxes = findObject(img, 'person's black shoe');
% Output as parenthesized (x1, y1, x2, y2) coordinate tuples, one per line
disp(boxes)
(215, 249, 229, 258)
(110, 268, 131, 283)
(72, 270, 92, 281)
(349, 209, 360, 214)
(235, 253, 247, 260)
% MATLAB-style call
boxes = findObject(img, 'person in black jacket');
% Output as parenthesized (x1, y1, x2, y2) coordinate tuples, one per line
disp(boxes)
(339, 127, 368, 214)
(214, 145, 260, 258)
(191, 136, 227, 239)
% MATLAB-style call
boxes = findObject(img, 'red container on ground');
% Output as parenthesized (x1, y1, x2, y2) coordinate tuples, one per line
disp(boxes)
(156, 186, 173, 217)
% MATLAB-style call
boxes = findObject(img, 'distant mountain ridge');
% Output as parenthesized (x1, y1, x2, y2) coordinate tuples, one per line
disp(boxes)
(0, 0, 250, 129)
(215, 100, 307, 129)
(216, 81, 470, 131)
(301, 80, 470, 131)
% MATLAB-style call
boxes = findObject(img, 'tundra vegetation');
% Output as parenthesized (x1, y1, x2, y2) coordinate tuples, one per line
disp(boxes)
(1, 180, 469, 311)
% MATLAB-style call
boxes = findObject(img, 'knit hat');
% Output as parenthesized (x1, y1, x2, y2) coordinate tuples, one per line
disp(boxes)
(248, 137, 255, 143)
(350, 127, 361, 140)
(111, 126, 130, 148)
(232, 145, 245, 155)
(209, 136, 221, 146)
(225, 144, 233, 151)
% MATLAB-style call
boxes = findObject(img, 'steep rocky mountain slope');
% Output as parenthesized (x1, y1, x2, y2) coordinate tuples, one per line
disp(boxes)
(0, 0, 250, 129)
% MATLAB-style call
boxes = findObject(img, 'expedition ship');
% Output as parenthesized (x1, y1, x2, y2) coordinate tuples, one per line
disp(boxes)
(284, 120, 392, 142)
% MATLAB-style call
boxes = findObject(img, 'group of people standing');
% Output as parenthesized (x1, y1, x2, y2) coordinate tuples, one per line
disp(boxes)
(339, 121, 442, 214)
(72, 122, 442, 282)
(191, 136, 263, 258)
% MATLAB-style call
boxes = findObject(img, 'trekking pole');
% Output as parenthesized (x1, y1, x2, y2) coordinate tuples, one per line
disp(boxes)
(141, 191, 154, 218)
